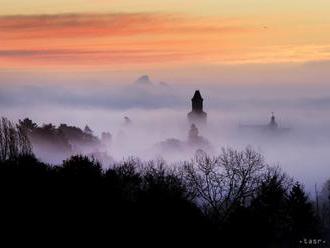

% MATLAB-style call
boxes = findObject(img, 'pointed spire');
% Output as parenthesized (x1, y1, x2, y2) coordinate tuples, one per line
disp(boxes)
(192, 90, 203, 100)
(188, 90, 207, 124)
(191, 90, 204, 112)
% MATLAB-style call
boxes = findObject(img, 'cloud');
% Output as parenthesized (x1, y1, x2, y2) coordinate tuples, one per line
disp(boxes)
(0, 12, 251, 68)
(0, 49, 195, 68)
(0, 13, 247, 39)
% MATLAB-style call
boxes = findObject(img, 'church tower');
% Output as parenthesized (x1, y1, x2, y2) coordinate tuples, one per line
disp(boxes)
(187, 90, 207, 125)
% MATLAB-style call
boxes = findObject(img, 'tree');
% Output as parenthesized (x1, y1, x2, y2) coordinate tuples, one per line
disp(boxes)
(320, 179, 330, 237)
(287, 182, 320, 245)
(18, 118, 37, 131)
(249, 169, 291, 247)
(104, 157, 142, 203)
(183, 147, 266, 223)
(32, 123, 72, 154)
(0, 117, 32, 161)
(60, 155, 102, 179)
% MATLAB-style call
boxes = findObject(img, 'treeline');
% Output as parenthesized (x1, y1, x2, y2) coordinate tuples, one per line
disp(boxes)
(18, 118, 101, 151)
(0, 117, 329, 246)
(17, 117, 112, 163)
(0, 153, 328, 246)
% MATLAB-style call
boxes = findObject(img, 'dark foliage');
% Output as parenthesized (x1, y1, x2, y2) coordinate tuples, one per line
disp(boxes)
(17, 118, 103, 162)
(0, 154, 324, 247)
(0, 128, 325, 246)
(0, 155, 214, 245)
(287, 183, 321, 245)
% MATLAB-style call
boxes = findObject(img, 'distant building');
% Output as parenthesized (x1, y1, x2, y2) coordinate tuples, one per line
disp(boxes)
(187, 124, 210, 148)
(187, 90, 207, 125)
(188, 124, 199, 142)
(268, 112, 278, 130)
(156, 123, 211, 154)
(239, 113, 290, 134)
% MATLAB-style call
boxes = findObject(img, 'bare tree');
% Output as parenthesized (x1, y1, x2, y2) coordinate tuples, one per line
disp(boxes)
(17, 123, 32, 156)
(0, 117, 32, 161)
(182, 147, 267, 222)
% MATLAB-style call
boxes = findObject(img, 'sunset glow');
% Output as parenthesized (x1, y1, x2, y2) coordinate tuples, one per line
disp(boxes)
(1, 0, 330, 72)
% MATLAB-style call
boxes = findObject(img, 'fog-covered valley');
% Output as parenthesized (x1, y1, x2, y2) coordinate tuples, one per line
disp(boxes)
(2, 71, 330, 194)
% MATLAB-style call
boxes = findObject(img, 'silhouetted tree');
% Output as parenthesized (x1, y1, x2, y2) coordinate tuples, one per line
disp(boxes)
(18, 118, 38, 130)
(32, 123, 72, 154)
(320, 179, 330, 237)
(287, 182, 320, 246)
(0, 140, 325, 246)
(18, 118, 104, 163)
(105, 158, 142, 202)
(59, 123, 99, 145)
(183, 147, 266, 223)
(60, 155, 102, 179)
(249, 170, 291, 247)
(0, 117, 32, 161)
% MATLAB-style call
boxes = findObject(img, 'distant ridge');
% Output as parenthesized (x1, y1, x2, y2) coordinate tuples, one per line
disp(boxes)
(134, 75, 153, 85)
(133, 75, 170, 87)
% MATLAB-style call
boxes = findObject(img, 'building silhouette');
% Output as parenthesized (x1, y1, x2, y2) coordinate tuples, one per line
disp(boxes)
(188, 124, 199, 142)
(187, 90, 207, 125)
(239, 113, 290, 134)
(268, 112, 278, 130)
(157, 123, 211, 154)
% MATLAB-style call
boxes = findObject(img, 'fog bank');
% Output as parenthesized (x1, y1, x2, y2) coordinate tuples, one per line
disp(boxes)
(1, 72, 330, 193)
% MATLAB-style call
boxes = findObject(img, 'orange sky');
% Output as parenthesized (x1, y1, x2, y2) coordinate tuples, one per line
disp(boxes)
(1, 1, 330, 72)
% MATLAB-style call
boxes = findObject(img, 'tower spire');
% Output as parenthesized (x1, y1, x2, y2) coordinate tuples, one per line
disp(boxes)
(187, 90, 207, 125)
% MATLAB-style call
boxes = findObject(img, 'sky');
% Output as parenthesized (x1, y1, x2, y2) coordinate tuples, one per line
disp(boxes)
(1, 0, 330, 77)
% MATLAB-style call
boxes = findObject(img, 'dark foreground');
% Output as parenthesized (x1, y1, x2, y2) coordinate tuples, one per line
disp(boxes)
(0, 152, 329, 247)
